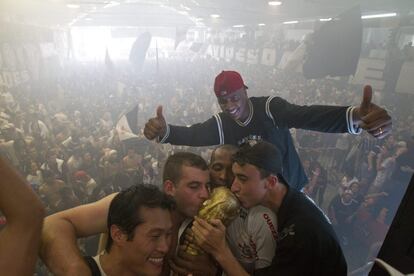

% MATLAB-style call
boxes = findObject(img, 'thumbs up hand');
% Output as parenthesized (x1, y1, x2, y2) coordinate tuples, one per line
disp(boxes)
(156, 105, 165, 121)
(353, 85, 392, 139)
(144, 105, 167, 140)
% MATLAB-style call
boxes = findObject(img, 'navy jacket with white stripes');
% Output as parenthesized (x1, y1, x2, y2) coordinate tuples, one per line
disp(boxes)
(159, 96, 359, 190)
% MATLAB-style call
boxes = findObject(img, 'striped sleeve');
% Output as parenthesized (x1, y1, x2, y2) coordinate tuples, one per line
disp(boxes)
(265, 96, 276, 125)
(213, 114, 224, 145)
(157, 124, 170, 143)
(346, 106, 362, 135)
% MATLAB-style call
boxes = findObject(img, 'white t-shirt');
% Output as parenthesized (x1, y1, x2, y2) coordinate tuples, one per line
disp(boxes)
(92, 254, 107, 276)
(226, 206, 278, 272)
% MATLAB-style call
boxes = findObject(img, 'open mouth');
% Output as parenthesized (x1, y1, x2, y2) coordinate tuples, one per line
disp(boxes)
(148, 257, 164, 267)
(227, 107, 239, 117)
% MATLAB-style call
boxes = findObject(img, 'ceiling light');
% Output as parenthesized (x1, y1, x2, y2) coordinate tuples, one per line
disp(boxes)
(190, 0, 200, 6)
(319, 18, 332, 22)
(283, 20, 298, 24)
(104, 1, 120, 9)
(180, 4, 191, 11)
(258, 23, 266, 26)
(66, 4, 80, 9)
(233, 24, 245, 28)
(361, 13, 397, 19)
(210, 14, 220, 18)
(268, 1, 282, 6)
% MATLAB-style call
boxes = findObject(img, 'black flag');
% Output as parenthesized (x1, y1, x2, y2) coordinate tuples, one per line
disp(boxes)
(302, 6, 362, 79)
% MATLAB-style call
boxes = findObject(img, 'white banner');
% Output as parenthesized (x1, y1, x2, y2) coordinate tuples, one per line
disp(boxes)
(207, 44, 278, 66)
(350, 58, 386, 90)
(207, 44, 414, 93)
(396, 61, 414, 95)
(0, 42, 42, 88)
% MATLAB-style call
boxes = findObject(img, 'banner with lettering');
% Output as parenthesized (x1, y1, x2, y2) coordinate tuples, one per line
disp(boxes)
(0, 23, 52, 88)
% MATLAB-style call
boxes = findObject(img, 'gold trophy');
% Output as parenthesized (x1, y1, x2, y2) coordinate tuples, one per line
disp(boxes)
(182, 186, 240, 255)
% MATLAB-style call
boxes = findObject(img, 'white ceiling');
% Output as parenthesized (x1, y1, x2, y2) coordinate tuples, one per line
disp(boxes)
(1, 0, 413, 29)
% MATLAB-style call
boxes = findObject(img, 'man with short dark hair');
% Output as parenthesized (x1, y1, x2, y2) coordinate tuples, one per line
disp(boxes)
(328, 189, 359, 246)
(85, 184, 175, 276)
(191, 141, 347, 276)
(210, 145, 277, 272)
(40, 151, 211, 276)
(162, 152, 210, 222)
(170, 145, 277, 275)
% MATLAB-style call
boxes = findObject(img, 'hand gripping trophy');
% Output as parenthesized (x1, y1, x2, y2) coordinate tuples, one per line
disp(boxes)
(181, 186, 240, 255)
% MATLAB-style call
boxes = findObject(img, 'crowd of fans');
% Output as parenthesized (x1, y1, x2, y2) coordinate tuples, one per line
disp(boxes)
(0, 53, 413, 273)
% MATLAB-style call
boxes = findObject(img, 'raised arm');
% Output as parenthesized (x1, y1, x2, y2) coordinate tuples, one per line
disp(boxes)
(40, 193, 116, 275)
(352, 85, 392, 139)
(269, 85, 392, 138)
(144, 105, 221, 146)
(144, 105, 167, 140)
(0, 156, 45, 276)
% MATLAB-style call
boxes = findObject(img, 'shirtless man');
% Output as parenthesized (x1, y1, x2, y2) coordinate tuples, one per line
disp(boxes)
(40, 152, 212, 275)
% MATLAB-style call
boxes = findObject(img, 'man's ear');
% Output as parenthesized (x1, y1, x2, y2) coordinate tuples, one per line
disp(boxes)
(110, 224, 127, 246)
(265, 174, 278, 189)
(163, 180, 175, 196)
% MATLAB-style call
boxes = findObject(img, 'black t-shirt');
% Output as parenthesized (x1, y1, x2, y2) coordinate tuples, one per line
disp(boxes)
(255, 186, 347, 276)
(328, 194, 359, 225)
(84, 256, 101, 276)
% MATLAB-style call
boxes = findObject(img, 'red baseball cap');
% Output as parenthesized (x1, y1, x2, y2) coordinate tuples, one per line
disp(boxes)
(74, 170, 88, 181)
(214, 71, 248, 97)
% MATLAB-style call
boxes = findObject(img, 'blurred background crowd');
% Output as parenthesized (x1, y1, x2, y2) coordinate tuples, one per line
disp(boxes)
(1, 52, 413, 273)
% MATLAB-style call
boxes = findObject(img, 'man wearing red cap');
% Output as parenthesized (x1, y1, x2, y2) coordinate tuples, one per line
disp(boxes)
(144, 70, 392, 190)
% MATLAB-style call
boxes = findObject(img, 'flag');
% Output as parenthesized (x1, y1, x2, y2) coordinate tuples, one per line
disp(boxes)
(175, 27, 188, 49)
(156, 40, 159, 73)
(105, 48, 115, 73)
(129, 32, 151, 70)
(116, 104, 139, 141)
(302, 6, 362, 79)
